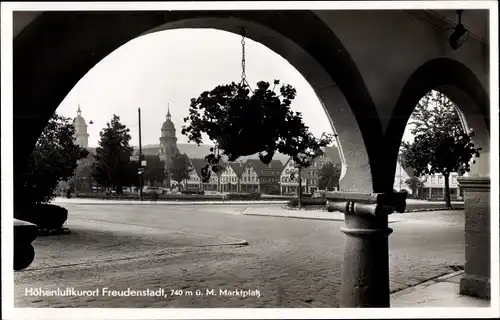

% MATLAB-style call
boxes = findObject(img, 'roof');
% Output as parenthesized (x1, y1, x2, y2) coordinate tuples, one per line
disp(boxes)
(227, 162, 245, 177)
(245, 159, 284, 177)
(189, 158, 227, 178)
(130, 143, 291, 163)
(162, 119, 175, 131)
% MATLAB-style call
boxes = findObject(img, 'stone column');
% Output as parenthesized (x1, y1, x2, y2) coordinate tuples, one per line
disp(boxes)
(457, 177, 491, 299)
(326, 192, 407, 307)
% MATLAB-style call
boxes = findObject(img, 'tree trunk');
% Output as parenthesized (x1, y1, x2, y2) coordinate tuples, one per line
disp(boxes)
(444, 173, 452, 208)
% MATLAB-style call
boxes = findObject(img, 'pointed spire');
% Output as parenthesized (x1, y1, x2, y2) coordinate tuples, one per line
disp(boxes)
(77, 104, 82, 116)
(166, 103, 171, 120)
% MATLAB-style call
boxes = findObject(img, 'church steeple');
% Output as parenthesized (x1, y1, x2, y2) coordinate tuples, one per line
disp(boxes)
(73, 104, 89, 148)
(166, 103, 171, 120)
(159, 102, 180, 188)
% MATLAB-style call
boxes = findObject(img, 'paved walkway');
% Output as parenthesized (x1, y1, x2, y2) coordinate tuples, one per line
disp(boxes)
(242, 206, 406, 223)
(391, 271, 490, 307)
(24, 201, 477, 309)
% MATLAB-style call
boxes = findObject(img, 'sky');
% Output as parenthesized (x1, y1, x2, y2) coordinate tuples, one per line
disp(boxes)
(57, 29, 414, 148)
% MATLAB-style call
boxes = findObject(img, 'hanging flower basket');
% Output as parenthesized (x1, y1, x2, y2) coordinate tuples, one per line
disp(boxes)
(182, 80, 295, 160)
(180, 28, 335, 182)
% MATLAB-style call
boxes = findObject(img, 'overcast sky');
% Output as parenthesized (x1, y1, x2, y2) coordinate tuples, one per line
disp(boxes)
(56, 29, 413, 148)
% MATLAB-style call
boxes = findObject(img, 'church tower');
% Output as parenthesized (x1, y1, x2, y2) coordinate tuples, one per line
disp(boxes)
(159, 106, 180, 185)
(73, 105, 89, 148)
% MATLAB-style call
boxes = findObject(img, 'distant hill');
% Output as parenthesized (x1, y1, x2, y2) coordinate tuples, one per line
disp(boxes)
(88, 143, 341, 165)
(134, 143, 291, 163)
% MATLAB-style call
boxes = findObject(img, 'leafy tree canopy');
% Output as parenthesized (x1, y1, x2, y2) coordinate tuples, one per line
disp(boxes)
(19, 113, 89, 205)
(143, 155, 166, 185)
(92, 115, 134, 193)
(400, 90, 481, 207)
(400, 91, 481, 177)
(318, 162, 342, 191)
(67, 154, 96, 192)
(404, 176, 425, 196)
(169, 153, 193, 184)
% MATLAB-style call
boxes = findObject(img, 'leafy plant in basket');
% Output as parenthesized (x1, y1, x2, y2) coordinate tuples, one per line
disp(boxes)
(181, 28, 335, 182)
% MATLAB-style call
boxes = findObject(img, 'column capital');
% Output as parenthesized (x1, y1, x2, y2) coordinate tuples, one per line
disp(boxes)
(325, 191, 407, 217)
(457, 176, 490, 189)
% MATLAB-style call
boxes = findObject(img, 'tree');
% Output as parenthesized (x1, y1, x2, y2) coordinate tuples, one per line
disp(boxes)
(400, 90, 481, 208)
(18, 113, 89, 206)
(182, 80, 335, 182)
(404, 176, 425, 198)
(92, 115, 134, 194)
(67, 154, 96, 193)
(318, 162, 342, 191)
(289, 147, 334, 209)
(143, 155, 166, 186)
(169, 153, 193, 186)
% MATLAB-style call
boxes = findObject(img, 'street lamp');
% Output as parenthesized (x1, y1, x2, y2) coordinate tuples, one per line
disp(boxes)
(449, 10, 470, 50)
(138, 108, 144, 201)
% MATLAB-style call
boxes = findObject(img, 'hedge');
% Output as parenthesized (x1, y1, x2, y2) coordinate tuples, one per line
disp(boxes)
(181, 190, 205, 195)
(15, 203, 68, 230)
(288, 198, 327, 207)
(225, 192, 261, 200)
(70, 192, 289, 201)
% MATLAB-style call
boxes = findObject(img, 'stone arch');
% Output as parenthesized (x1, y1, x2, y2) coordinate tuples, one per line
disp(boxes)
(384, 57, 490, 185)
(14, 10, 382, 193)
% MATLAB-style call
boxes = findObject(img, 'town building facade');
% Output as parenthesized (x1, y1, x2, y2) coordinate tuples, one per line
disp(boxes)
(393, 155, 462, 200)
(240, 159, 283, 194)
(184, 158, 223, 191)
(280, 146, 342, 195)
(220, 162, 244, 193)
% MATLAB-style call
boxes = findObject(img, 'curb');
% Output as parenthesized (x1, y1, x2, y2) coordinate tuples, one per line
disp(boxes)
(282, 205, 465, 213)
(390, 270, 464, 296)
(436, 270, 465, 281)
(52, 200, 289, 206)
(192, 239, 249, 247)
(243, 213, 402, 223)
(243, 213, 345, 222)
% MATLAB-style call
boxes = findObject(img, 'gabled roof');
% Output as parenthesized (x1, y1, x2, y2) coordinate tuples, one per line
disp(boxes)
(280, 145, 342, 176)
(245, 159, 284, 178)
(189, 158, 227, 179)
(131, 143, 291, 163)
(227, 162, 245, 178)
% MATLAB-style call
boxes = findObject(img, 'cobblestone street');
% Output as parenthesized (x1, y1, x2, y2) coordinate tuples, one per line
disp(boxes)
(14, 204, 465, 308)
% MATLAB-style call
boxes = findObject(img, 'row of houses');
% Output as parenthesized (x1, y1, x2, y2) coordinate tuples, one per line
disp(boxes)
(183, 150, 463, 200)
(393, 155, 463, 200)
(179, 146, 342, 195)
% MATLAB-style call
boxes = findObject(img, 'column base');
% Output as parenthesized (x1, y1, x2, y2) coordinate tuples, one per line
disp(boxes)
(460, 274, 491, 299)
(457, 176, 491, 300)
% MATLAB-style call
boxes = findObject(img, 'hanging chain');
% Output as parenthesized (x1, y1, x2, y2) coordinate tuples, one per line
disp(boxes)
(240, 27, 247, 86)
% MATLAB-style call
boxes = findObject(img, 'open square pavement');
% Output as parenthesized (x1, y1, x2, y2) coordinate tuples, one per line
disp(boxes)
(15, 203, 470, 308)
